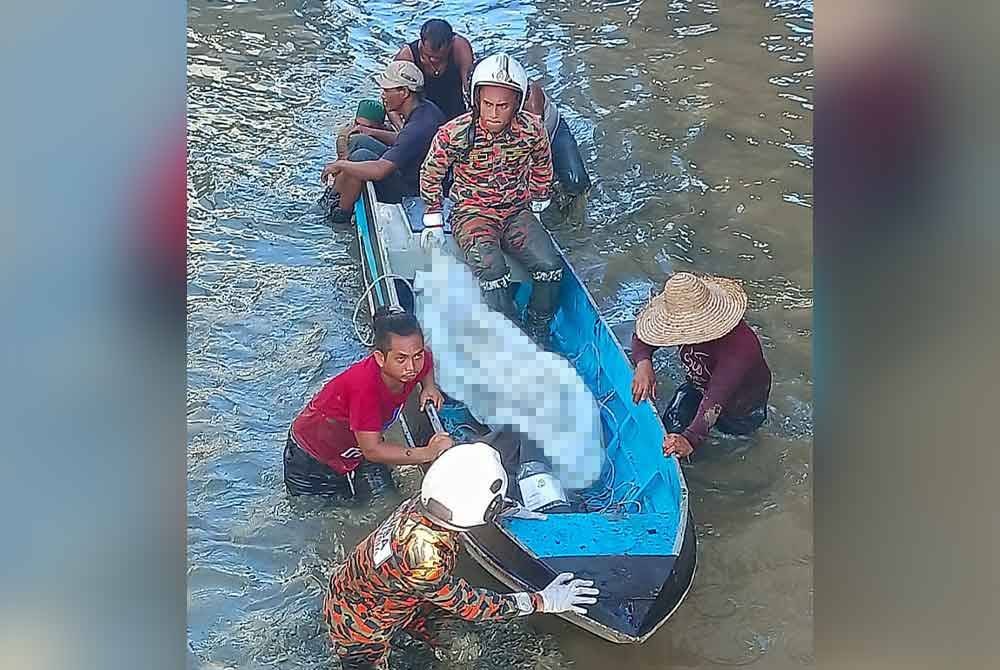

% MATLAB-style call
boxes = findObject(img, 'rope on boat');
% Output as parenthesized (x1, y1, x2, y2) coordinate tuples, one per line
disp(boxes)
(568, 321, 645, 514)
(575, 453, 644, 514)
(352, 272, 416, 346)
(350, 271, 645, 514)
(451, 423, 482, 438)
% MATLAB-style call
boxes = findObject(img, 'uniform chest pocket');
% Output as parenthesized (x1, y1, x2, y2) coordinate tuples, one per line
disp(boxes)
(499, 144, 532, 167)
(467, 147, 494, 167)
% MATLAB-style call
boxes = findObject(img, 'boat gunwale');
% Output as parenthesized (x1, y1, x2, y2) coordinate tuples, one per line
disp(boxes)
(353, 188, 698, 643)
(460, 521, 698, 644)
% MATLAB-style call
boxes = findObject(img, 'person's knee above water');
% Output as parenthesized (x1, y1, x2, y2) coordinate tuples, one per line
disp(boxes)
(418, 53, 563, 347)
(321, 100, 391, 215)
(321, 61, 446, 223)
(334, 99, 390, 161)
(523, 81, 592, 199)
(393, 18, 474, 123)
(284, 308, 453, 500)
(323, 442, 600, 670)
(630, 273, 772, 459)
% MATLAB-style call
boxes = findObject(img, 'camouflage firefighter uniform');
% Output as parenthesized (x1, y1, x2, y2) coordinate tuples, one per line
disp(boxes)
(323, 497, 543, 670)
(419, 109, 563, 341)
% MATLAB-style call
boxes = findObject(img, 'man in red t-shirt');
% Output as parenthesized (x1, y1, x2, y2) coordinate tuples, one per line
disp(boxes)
(284, 309, 454, 500)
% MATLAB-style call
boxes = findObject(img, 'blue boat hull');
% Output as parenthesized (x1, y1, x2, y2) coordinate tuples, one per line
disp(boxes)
(351, 187, 696, 643)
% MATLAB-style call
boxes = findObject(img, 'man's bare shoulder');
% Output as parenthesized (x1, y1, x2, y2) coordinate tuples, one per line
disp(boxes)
(394, 44, 414, 61)
(454, 34, 474, 53)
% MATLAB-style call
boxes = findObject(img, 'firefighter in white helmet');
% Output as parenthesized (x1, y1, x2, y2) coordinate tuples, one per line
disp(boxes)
(323, 441, 599, 670)
(418, 53, 563, 349)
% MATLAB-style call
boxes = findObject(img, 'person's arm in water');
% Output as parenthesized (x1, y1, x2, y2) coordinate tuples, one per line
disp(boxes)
(452, 34, 475, 102)
(355, 430, 453, 465)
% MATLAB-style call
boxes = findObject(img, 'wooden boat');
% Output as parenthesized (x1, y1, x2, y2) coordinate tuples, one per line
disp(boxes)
(351, 184, 696, 643)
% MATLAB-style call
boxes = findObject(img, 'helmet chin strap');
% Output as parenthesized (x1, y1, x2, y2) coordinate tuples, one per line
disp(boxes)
(462, 95, 479, 160)
(424, 512, 474, 533)
(418, 494, 502, 531)
(417, 498, 466, 532)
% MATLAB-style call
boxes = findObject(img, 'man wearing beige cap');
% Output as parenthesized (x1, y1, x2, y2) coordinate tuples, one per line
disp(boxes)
(631, 273, 772, 459)
(322, 61, 445, 224)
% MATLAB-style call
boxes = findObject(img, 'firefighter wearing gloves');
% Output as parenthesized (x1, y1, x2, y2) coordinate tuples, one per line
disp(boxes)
(323, 442, 599, 670)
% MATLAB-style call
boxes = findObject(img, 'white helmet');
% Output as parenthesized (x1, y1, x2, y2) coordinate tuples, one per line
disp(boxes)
(420, 442, 508, 531)
(471, 53, 529, 112)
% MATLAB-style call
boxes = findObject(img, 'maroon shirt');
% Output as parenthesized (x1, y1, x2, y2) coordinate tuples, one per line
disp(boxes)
(291, 352, 433, 474)
(631, 320, 771, 447)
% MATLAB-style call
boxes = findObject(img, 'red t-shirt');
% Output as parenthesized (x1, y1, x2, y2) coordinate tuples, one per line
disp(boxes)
(290, 352, 433, 474)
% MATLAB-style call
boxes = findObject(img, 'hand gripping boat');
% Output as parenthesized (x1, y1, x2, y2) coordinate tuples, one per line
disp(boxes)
(349, 184, 696, 643)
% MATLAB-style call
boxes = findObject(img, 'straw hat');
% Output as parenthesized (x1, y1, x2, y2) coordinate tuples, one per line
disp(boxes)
(635, 273, 747, 347)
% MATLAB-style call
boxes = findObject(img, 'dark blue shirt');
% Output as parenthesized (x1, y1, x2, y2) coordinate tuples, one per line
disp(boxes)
(382, 99, 445, 193)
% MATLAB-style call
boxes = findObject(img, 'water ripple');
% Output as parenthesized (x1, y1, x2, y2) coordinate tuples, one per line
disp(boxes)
(188, 0, 812, 667)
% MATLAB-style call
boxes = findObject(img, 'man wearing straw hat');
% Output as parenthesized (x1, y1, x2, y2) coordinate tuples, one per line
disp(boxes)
(631, 273, 772, 458)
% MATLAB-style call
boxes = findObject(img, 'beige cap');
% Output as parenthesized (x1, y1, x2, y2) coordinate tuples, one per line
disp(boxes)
(374, 61, 424, 91)
(635, 272, 748, 347)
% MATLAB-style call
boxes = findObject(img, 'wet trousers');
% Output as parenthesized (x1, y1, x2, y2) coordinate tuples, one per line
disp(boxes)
(451, 207, 563, 327)
(550, 117, 591, 197)
(662, 381, 768, 437)
(282, 432, 395, 501)
(332, 605, 457, 670)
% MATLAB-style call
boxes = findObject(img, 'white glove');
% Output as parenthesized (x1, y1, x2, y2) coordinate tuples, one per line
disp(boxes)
(530, 199, 551, 223)
(531, 199, 551, 214)
(420, 212, 446, 250)
(537, 572, 599, 615)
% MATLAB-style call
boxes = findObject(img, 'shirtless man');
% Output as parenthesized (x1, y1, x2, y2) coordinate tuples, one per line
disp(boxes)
(393, 18, 474, 123)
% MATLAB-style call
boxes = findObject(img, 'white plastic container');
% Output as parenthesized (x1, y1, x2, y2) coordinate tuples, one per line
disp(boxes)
(516, 461, 570, 513)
